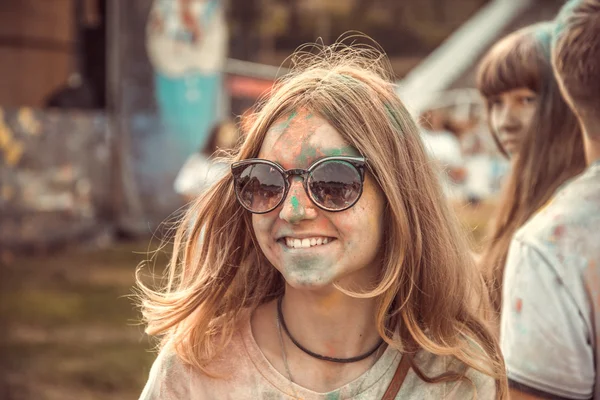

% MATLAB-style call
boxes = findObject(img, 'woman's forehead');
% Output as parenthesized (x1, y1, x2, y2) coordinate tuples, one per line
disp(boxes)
(258, 110, 359, 168)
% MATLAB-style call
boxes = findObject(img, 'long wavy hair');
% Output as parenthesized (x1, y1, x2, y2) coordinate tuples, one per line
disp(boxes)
(477, 23, 586, 314)
(137, 42, 507, 398)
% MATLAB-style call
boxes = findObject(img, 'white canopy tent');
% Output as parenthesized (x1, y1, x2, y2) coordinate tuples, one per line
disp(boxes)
(396, 0, 534, 117)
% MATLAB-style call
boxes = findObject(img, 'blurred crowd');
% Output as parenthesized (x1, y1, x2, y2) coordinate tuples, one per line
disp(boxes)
(418, 107, 508, 205)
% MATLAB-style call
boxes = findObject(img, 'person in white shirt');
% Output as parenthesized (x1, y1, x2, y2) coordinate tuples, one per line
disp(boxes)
(500, 1, 600, 398)
(174, 120, 240, 202)
(419, 109, 467, 202)
(475, 22, 586, 317)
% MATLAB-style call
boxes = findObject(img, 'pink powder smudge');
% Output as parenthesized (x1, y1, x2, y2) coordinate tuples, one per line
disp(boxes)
(515, 298, 523, 314)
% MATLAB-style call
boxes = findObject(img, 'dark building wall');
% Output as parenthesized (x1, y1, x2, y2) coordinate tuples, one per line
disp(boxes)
(0, 107, 113, 250)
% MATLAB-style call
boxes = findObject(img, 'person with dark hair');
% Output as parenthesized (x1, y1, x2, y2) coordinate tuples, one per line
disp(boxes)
(500, 1, 600, 398)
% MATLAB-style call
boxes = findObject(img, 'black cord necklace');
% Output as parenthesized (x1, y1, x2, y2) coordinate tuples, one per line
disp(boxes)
(277, 296, 384, 364)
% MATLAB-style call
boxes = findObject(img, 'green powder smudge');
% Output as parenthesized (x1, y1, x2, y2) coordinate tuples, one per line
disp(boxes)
(270, 110, 298, 133)
(286, 110, 298, 122)
(290, 195, 300, 211)
(322, 146, 360, 157)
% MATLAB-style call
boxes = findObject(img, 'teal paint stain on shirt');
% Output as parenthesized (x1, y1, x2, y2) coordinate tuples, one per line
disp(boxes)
(325, 392, 341, 400)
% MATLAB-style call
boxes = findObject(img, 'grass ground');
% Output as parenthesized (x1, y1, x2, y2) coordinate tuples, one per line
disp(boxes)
(0, 200, 495, 400)
(0, 240, 166, 400)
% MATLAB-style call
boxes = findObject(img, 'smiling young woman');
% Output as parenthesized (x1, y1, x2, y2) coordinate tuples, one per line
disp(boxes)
(136, 42, 507, 399)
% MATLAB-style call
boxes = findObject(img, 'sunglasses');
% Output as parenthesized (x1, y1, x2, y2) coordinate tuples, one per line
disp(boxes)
(231, 156, 368, 214)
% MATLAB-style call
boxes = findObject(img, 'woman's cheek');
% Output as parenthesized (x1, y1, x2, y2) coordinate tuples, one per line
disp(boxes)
(252, 214, 274, 244)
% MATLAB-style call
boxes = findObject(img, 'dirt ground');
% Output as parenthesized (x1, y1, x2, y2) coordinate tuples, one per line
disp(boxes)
(0, 200, 495, 400)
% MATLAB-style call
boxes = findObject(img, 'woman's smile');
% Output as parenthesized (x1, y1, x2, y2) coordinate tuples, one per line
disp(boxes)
(280, 236, 336, 250)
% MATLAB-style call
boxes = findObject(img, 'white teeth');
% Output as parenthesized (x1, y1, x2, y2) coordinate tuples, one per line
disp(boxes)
(284, 237, 332, 249)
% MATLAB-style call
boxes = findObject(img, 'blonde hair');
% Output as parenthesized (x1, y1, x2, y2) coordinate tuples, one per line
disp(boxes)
(137, 41, 507, 398)
(477, 23, 586, 314)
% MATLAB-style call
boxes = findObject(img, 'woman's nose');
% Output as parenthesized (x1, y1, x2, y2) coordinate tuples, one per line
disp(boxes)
(498, 104, 521, 131)
(279, 179, 317, 224)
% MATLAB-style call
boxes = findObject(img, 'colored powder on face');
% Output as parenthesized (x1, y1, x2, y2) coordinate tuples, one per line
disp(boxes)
(295, 255, 323, 272)
(297, 141, 319, 165)
(286, 110, 298, 123)
(270, 110, 298, 134)
(326, 148, 344, 156)
(290, 195, 300, 212)
(291, 120, 320, 165)
(322, 146, 360, 157)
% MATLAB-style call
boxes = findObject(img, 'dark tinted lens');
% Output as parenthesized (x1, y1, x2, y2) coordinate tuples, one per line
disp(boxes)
(234, 163, 285, 212)
(308, 160, 362, 210)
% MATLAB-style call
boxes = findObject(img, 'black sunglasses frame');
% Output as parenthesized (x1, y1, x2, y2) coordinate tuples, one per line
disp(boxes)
(231, 156, 368, 214)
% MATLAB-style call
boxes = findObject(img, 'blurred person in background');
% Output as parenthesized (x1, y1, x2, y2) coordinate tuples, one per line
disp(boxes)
(419, 108, 468, 202)
(476, 22, 586, 319)
(174, 120, 240, 202)
(459, 115, 510, 205)
(501, 1, 600, 398)
(137, 43, 507, 399)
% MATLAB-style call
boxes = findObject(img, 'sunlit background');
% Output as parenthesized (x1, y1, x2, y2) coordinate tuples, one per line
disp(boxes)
(0, 0, 568, 398)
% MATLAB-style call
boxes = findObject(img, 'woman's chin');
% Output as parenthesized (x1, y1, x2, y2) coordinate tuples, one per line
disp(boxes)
(281, 270, 337, 291)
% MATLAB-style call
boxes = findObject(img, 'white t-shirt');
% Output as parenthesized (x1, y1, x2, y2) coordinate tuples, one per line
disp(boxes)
(173, 153, 228, 197)
(501, 161, 600, 399)
(420, 129, 466, 201)
(139, 310, 496, 399)
(463, 154, 509, 199)
(420, 129, 464, 168)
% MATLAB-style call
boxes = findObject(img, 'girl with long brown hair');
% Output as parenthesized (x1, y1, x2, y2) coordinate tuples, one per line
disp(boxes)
(477, 22, 586, 316)
(136, 42, 507, 399)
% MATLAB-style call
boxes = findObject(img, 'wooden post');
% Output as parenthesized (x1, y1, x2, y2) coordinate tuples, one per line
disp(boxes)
(106, 0, 145, 235)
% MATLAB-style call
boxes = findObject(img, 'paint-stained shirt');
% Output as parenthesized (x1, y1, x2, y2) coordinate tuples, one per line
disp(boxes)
(501, 161, 600, 399)
(139, 311, 496, 399)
